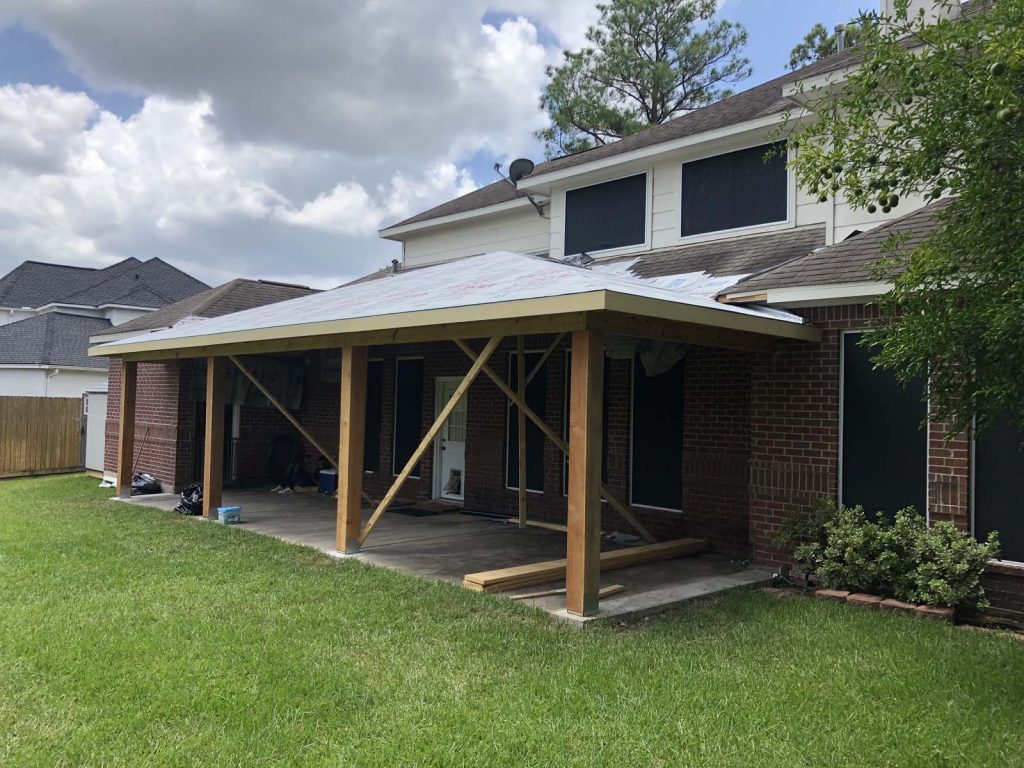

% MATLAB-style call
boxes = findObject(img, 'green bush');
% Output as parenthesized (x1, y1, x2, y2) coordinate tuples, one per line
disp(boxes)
(777, 500, 1000, 610)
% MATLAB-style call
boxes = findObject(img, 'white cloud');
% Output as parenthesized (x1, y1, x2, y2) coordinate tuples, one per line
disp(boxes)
(0, 1, 600, 287)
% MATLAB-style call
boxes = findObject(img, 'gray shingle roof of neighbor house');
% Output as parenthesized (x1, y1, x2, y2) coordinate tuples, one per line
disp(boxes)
(94, 278, 320, 338)
(721, 198, 953, 296)
(0, 257, 209, 310)
(384, 48, 865, 231)
(0, 312, 112, 369)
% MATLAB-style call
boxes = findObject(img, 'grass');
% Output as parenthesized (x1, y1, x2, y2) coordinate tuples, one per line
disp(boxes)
(0, 476, 1021, 767)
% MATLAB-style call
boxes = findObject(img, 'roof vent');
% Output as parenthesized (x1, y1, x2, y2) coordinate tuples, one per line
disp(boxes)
(835, 23, 847, 52)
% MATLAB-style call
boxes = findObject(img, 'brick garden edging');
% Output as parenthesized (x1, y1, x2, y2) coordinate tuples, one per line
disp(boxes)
(815, 589, 954, 622)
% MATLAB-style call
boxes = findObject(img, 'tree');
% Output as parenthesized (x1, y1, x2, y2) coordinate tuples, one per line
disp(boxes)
(787, 22, 863, 70)
(787, 0, 1024, 436)
(537, 0, 750, 158)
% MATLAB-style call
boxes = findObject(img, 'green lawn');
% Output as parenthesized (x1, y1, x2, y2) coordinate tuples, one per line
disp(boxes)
(0, 476, 1021, 767)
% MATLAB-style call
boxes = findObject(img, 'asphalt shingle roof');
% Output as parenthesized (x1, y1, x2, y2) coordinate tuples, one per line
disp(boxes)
(0, 257, 208, 310)
(386, 49, 864, 230)
(0, 312, 112, 369)
(95, 278, 320, 338)
(606, 225, 826, 282)
(721, 199, 953, 296)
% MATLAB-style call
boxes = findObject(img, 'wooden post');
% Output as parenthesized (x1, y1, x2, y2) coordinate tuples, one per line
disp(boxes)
(337, 346, 367, 554)
(566, 329, 604, 617)
(516, 335, 527, 529)
(116, 360, 137, 498)
(202, 357, 226, 519)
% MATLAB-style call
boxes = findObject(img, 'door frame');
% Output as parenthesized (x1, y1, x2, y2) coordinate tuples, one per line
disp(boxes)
(433, 375, 467, 501)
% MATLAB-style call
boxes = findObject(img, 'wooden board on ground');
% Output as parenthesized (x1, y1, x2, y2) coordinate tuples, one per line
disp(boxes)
(463, 538, 709, 593)
(510, 584, 625, 601)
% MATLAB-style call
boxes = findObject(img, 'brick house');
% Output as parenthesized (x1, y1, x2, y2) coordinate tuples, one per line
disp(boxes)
(93, 0, 1022, 619)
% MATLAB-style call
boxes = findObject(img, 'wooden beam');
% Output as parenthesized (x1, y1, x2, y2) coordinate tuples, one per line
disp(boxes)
(116, 360, 137, 498)
(229, 354, 376, 508)
(526, 331, 565, 386)
(516, 335, 527, 529)
(116, 313, 589, 363)
(464, 538, 709, 593)
(587, 312, 777, 353)
(510, 584, 625, 601)
(360, 336, 502, 545)
(202, 357, 226, 518)
(566, 328, 603, 616)
(453, 339, 656, 543)
(337, 346, 367, 554)
(229, 355, 337, 467)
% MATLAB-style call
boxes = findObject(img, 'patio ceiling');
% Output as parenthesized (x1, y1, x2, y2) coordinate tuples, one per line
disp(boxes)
(89, 252, 820, 362)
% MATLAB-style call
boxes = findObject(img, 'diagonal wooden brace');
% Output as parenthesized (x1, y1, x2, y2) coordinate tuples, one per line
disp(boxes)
(453, 339, 657, 543)
(359, 335, 503, 545)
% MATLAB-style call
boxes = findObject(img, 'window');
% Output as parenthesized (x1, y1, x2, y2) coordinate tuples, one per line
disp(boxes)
(363, 360, 383, 472)
(840, 332, 927, 517)
(506, 351, 547, 492)
(393, 358, 424, 477)
(680, 142, 787, 237)
(564, 173, 647, 256)
(630, 357, 684, 510)
(974, 421, 1024, 562)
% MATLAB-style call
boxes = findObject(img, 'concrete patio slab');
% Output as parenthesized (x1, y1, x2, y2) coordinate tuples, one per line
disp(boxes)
(119, 489, 772, 623)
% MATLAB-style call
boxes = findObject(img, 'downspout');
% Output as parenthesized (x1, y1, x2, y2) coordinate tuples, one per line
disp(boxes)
(45, 367, 61, 396)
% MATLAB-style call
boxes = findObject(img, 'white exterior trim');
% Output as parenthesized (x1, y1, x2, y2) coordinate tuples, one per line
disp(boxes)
(723, 281, 892, 307)
(379, 197, 534, 239)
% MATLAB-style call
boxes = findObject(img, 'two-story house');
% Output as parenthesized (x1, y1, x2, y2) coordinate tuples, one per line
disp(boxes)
(93, 0, 1021, 620)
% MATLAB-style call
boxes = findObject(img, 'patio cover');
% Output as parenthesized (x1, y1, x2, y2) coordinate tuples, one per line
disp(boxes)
(90, 252, 819, 361)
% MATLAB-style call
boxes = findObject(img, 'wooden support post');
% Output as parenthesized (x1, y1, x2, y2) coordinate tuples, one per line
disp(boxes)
(516, 335, 527, 529)
(337, 346, 367, 554)
(202, 357, 226, 519)
(453, 339, 656, 543)
(359, 335, 502, 545)
(566, 329, 604, 617)
(116, 360, 137, 498)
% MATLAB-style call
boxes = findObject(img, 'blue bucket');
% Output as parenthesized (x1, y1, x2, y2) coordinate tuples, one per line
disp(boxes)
(217, 506, 242, 524)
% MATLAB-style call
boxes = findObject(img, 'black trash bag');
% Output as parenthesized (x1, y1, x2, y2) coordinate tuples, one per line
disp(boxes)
(130, 472, 161, 496)
(174, 483, 203, 516)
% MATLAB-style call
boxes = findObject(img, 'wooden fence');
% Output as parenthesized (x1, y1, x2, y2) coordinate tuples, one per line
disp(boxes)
(0, 396, 83, 478)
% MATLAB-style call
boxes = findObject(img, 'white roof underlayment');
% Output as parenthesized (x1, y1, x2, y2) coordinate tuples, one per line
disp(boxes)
(92, 252, 812, 355)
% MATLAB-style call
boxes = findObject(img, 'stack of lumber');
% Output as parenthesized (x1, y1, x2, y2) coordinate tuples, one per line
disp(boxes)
(463, 538, 709, 593)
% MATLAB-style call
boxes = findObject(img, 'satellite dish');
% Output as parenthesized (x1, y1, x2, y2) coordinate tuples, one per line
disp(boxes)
(508, 158, 535, 185)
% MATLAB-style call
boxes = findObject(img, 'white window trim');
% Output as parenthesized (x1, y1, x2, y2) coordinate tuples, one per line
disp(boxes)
(504, 348, 546, 494)
(672, 141, 795, 247)
(392, 355, 424, 479)
(561, 169, 653, 260)
(628, 356, 684, 514)
(364, 357, 384, 475)
(969, 418, 1024, 567)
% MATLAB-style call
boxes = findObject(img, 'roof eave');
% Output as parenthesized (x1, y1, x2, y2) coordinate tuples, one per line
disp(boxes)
(721, 280, 891, 308)
(379, 197, 533, 240)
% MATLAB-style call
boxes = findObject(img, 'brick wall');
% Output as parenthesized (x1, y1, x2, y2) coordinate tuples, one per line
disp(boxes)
(104, 359, 186, 491)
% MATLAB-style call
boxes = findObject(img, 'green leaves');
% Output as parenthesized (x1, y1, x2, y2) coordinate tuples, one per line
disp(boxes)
(537, 0, 750, 158)
(789, 0, 1024, 436)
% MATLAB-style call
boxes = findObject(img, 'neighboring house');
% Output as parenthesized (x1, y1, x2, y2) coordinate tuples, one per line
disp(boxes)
(93, 0, 1021, 620)
(94, 278, 320, 490)
(0, 257, 208, 397)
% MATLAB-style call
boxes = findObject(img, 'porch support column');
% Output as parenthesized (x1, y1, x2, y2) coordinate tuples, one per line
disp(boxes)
(337, 346, 367, 554)
(566, 328, 604, 617)
(116, 359, 137, 498)
(516, 335, 527, 528)
(202, 356, 226, 519)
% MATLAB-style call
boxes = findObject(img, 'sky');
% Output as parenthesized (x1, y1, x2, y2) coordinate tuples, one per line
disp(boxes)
(0, 0, 870, 291)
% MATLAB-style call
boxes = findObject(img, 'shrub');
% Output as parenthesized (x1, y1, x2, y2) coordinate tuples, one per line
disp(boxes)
(777, 500, 1001, 610)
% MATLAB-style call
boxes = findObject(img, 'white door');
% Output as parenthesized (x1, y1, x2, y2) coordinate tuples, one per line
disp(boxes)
(434, 377, 466, 502)
(83, 391, 108, 472)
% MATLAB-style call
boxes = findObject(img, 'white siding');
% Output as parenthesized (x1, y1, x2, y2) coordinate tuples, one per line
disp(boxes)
(402, 207, 550, 268)
(0, 368, 107, 398)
